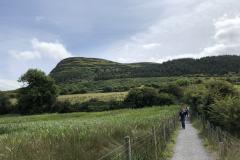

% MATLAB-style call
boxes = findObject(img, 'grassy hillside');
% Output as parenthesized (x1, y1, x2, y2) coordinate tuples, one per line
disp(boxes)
(49, 55, 240, 90)
(0, 105, 180, 160)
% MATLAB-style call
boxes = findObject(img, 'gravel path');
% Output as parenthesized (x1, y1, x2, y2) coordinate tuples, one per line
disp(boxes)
(171, 116, 214, 160)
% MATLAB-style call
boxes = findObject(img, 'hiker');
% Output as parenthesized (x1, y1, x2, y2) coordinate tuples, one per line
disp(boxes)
(185, 108, 189, 117)
(179, 108, 186, 129)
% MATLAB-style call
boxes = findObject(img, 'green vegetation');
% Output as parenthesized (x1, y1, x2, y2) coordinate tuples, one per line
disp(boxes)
(184, 79, 240, 137)
(58, 92, 128, 103)
(49, 55, 240, 90)
(0, 105, 180, 160)
(0, 91, 11, 115)
(17, 69, 59, 114)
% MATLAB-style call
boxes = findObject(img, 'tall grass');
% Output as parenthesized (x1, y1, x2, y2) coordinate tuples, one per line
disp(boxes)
(58, 92, 128, 104)
(0, 105, 180, 160)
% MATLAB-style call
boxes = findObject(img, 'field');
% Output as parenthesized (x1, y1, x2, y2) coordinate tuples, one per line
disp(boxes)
(0, 105, 180, 160)
(58, 92, 128, 103)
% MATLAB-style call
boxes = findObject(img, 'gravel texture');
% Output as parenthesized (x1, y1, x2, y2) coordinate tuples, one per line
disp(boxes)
(171, 116, 215, 160)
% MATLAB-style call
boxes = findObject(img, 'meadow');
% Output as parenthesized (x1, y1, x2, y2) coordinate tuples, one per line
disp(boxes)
(0, 105, 180, 160)
(58, 92, 128, 104)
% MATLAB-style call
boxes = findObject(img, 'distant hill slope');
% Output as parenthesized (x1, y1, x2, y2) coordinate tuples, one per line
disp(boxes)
(49, 55, 240, 85)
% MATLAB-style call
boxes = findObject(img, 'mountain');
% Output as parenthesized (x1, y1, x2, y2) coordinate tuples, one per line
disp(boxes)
(49, 55, 240, 85)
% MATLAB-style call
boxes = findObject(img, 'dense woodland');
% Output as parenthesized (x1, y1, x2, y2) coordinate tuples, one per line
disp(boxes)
(49, 55, 240, 85)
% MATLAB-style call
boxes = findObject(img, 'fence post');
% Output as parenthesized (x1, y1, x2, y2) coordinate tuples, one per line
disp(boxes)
(207, 121, 210, 139)
(202, 118, 205, 133)
(152, 126, 158, 160)
(219, 142, 225, 160)
(162, 122, 166, 143)
(217, 126, 222, 142)
(125, 136, 131, 160)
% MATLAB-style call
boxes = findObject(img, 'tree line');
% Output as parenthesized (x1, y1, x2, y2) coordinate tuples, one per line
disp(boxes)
(50, 55, 240, 85)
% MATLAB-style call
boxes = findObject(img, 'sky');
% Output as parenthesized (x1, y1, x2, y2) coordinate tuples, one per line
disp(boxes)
(1, 0, 240, 91)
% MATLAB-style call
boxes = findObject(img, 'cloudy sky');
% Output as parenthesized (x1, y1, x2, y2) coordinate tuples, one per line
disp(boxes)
(1, 0, 240, 91)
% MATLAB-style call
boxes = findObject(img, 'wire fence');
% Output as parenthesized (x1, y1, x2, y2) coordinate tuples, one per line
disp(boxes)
(98, 112, 180, 160)
(194, 112, 240, 160)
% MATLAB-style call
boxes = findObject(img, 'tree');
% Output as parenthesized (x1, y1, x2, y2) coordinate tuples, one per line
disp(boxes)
(17, 69, 59, 114)
(0, 91, 11, 114)
(124, 87, 158, 108)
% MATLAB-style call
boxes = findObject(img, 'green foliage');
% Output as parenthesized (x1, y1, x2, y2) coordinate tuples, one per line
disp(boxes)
(60, 88, 69, 95)
(204, 79, 238, 103)
(50, 100, 72, 113)
(17, 69, 59, 114)
(102, 86, 113, 92)
(176, 78, 190, 86)
(155, 93, 176, 106)
(71, 88, 88, 94)
(124, 87, 158, 108)
(209, 96, 240, 134)
(49, 55, 240, 87)
(184, 79, 240, 136)
(159, 83, 184, 100)
(0, 91, 11, 114)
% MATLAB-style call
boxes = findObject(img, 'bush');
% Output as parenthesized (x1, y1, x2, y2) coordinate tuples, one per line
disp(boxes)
(155, 93, 177, 106)
(60, 88, 69, 95)
(102, 86, 113, 93)
(176, 79, 190, 87)
(159, 83, 184, 100)
(0, 91, 12, 114)
(71, 88, 88, 94)
(209, 96, 240, 136)
(124, 87, 158, 108)
(50, 100, 72, 113)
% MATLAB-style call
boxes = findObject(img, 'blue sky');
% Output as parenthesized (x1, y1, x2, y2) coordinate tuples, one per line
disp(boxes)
(1, 0, 240, 91)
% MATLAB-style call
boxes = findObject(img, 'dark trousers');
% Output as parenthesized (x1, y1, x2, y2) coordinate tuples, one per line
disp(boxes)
(181, 119, 185, 128)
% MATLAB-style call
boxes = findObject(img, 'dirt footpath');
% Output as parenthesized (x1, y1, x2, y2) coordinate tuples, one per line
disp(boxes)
(171, 116, 215, 160)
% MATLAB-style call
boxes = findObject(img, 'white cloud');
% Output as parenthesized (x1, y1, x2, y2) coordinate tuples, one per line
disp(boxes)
(35, 16, 44, 23)
(200, 16, 240, 57)
(143, 43, 161, 49)
(102, 0, 240, 64)
(31, 39, 72, 60)
(10, 50, 41, 60)
(10, 38, 73, 61)
(0, 78, 21, 91)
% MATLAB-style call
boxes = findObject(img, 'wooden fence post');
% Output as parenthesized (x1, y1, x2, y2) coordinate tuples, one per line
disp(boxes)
(202, 118, 205, 133)
(152, 126, 158, 160)
(162, 122, 166, 143)
(207, 121, 210, 139)
(125, 136, 131, 160)
(217, 126, 222, 142)
(219, 142, 225, 160)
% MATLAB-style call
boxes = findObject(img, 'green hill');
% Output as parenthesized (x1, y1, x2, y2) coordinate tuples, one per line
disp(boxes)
(49, 55, 240, 89)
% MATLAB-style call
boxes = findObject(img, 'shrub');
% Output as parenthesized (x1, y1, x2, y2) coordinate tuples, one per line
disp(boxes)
(60, 88, 69, 95)
(71, 88, 88, 94)
(50, 100, 72, 113)
(176, 79, 190, 87)
(159, 83, 184, 100)
(124, 87, 158, 108)
(102, 86, 113, 92)
(0, 91, 12, 114)
(155, 93, 176, 106)
(209, 96, 240, 136)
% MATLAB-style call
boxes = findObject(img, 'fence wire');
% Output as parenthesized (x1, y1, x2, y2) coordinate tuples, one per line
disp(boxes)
(195, 112, 240, 160)
(97, 112, 179, 160)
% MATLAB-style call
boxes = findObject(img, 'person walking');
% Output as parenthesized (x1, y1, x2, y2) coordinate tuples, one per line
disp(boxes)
(179, 108, 186, 129)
